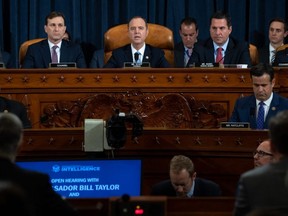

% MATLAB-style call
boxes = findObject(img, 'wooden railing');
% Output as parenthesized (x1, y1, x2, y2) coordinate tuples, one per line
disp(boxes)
(0, 68, 260, 128)
(67, 196, 235, 216)
(19, 128, 268, 196)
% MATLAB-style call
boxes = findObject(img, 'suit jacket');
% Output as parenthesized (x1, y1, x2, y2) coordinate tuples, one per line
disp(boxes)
(0, 157, 78, 216)
(274, 48, 288, 66)
(201, 37, 251, 67)
(174, 42, 204, 68)
(257, 45, 270, 64)
(229, 93, 288, 129)
(151, 178, 221, 197)
(89, 49, 104, 68)
(22, 39, 87, 68)
(103, 44, 170, 68)
(234, 157, 288, 216)
(0, 97, 31, 128)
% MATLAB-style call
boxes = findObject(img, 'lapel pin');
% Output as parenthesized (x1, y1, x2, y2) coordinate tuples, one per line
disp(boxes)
(271, 107, 276, 111)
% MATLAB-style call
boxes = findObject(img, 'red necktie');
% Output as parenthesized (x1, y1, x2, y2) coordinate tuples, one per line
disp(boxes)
(216, 47, 223, 63)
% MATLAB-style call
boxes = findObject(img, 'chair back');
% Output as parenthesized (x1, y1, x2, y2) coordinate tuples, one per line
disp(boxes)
(276, 44, 288, 52)
(104, 23, 174, 66)
(19, 38, 46, 67)
(249, 44, 258, 66)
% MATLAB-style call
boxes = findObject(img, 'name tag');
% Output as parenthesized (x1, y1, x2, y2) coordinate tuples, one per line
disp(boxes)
(220, 122, 250, 129)
(49, 62, 76, 68)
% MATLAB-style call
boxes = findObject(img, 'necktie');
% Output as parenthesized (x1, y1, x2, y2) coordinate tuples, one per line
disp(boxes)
(256, 101, 265, 129)
(216, 47, 223, 63)
(51, 45, 58, 63)
(134, 51, 141, 65)
(185, 49, 192, 66)
(271, 50, 276, 65)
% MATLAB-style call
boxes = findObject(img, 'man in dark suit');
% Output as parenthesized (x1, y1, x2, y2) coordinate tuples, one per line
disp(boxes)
(104, 16, 170, 68)
(258, 18, 288, 65)
(0, 112, 79, 216)
(229, 63, 288, 129)
(151, 155, 221, 197)
(174, 17, 203, 68)
(234, 110, 288, 216)
(201, 11, 251, 67)
(0, 96, 31, 128)
(22, 11, 86, 68)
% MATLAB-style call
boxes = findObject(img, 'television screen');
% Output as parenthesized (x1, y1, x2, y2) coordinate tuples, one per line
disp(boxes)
(16, 159, 142, 199)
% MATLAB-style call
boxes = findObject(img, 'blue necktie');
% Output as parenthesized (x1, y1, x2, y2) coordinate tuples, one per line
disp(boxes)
(256, 101, 265, 129)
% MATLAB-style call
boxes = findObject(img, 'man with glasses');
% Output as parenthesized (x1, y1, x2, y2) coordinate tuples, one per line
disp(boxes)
(253, 140, 274, 167)
(234, 110, 288, 215)
(151, 155, 221, 197)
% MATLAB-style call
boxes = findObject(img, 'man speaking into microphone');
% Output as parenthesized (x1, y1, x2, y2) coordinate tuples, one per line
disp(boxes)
(104, 16, 170, 68)
(229, 63, 288, 129)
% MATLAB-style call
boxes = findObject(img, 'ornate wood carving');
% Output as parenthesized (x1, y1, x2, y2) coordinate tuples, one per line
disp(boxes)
(40, 92, 226, 128)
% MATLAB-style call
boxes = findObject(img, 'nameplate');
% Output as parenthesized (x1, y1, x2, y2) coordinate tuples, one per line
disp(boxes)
(124, 62, 150, 68)
(220, 122, 250, 129)
(223, 64, 248, 68)
(195, 63, 219, 68)
(0, 62, 5, 68)
(278, 63, 288, 67)
(49, 62, 77, 68)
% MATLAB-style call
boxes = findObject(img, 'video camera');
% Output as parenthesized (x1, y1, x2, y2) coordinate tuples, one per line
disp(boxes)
(106, 109, 143, 149)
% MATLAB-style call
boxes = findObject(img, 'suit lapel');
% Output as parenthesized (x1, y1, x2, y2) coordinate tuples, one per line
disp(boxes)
(248, 96, 257, 129)
(143, 45, 152, 63)
(40, 40, 51, 68)
(264, 94, 279, 128)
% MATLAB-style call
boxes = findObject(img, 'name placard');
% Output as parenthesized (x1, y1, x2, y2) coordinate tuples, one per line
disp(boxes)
(220, 122, 250, 129)
(124, 62, 150, 68)
(49, 62, 77, 68)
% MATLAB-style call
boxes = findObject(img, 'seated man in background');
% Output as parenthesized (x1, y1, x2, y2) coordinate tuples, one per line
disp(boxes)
(0, 112, 79, 216)
(202, 11, 251, 66)
(174, 17, 203, 67)
(258, 18, 288, 65)
(0, 96, 31, 128)
(104, 16, 170, 68)
(229, 63, 288, 129)
(22, 11, 86, 68)
(151, 155, 221, 197)
(234, 110, 288, 215)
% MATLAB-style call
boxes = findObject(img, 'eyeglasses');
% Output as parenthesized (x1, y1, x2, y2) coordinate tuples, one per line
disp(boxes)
(253, 150, 273, 157)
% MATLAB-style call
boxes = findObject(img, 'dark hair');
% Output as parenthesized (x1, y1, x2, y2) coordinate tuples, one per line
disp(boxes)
(269, 110, 288, 155)
(210, 11, 232, 28)
(250, 63, 274, 82)
(45, 11, 66, 26)
(128, 16, 148, 29)
(180, 17, 198, 31)
(0, 113, 23, 155)
(269, 17, 288, 32)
